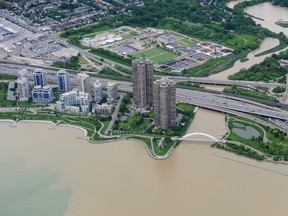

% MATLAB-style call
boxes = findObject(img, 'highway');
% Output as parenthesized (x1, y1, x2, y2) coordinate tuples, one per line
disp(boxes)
(0, 59, 285, 88)
(1, 64, 288, 124)
(176, 89, 288, 121)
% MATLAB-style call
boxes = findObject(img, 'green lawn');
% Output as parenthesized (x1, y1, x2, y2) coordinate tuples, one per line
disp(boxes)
(119, 119, 151, 131)
(0, 74, 17, 81)
(224, 33, 259, 48)
(78, 55, 88, 65)
(0, 83, 42, 108)
(227, 117, 288, 159)
(176, 103, 195, 113)
(132, 47, 179, 64)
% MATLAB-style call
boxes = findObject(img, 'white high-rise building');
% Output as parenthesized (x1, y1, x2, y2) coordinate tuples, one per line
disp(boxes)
(59, 90, 77, 106)
(56, 90, 77, 110)
(77, 91, 90, 113)
(93, 80, 103, 103)
(57, 70, 70, 93)
(77, 72, 90, 93)
(18, 69, 28, 79)
(16, 76, 30, 101)
(107, 81, 119, 104)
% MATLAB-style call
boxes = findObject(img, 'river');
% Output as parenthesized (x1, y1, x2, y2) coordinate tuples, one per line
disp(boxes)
(227, 0, 288, 36)
(210, 0, 288, 80)
(1, 109, 288, 216)
(245, 2, 288, 36)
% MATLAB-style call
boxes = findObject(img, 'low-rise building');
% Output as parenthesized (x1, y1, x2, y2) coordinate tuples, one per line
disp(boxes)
(65, 106, 80, 113)
(96, 103, 113, 115)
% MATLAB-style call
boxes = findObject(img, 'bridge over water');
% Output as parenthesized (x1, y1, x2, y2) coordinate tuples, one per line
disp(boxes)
(175, 132, 226, 144)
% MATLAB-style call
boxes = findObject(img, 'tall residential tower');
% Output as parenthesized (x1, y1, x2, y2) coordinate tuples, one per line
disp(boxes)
(132, 57, 154, 109)
(93, 80, 103, 103)
(33, 69, 47, 87)
(153, 77, 176, 130)
(77, 72, 90, 93)
(57, 70, 70, 93)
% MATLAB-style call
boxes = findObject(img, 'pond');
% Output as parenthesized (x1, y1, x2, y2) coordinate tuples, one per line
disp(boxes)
(232, 122, 260, 139)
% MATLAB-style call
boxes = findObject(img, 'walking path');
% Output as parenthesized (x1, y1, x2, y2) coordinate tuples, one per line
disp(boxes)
(105, 95, 124, 134)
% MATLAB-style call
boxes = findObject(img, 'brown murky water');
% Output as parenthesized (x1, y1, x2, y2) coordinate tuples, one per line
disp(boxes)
(213, 1, 288, 80)
(1, 109, 288, 216)
(209, 37, 280, 80)
(245, 2, 288, 36)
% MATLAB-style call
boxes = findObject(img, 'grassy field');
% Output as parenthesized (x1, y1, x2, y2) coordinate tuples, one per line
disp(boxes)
(0, 74, 17, 81)
(119, 119, 151, 131)
(132, 47, 179, 64)
(176, 103, 195, 113)
(0, 83, 41, 108)
(78, 55, 88, 65)
(227, 116, 288, 160)
(224, 33, 259, 49)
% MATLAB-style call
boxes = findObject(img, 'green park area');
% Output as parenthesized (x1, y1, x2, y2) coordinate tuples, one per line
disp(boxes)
(90, 48, 132, 66)
(0, 89, 194, 158)
(0, 110, 112, 141)
(223, 86, 278, 102)
(132, 47, 179, 64)
(0, 74, 17, 81)
(111, 99, 195, 157)
(216, 116, 288, 161)
(0, 82, 42, 108)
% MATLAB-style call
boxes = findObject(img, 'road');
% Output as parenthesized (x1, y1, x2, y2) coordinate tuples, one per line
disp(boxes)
(1, 62, 288, 123)
(176, 89, 288, 121)
(0, 59, 286, 88)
